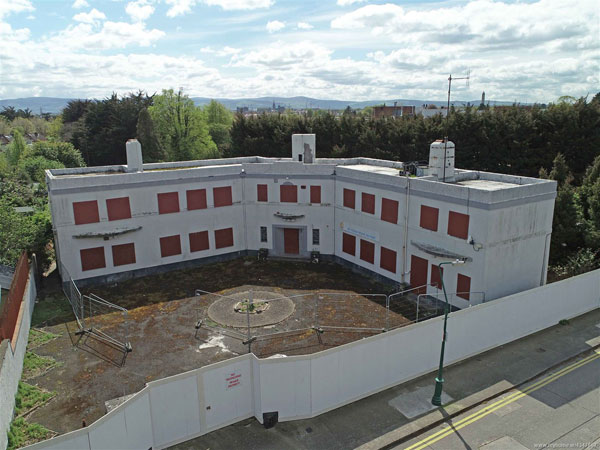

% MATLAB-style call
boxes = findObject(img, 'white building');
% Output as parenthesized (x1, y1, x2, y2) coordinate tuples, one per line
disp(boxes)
(46, 135, 556, 305)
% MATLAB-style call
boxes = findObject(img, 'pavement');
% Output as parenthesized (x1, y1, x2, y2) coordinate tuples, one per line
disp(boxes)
(170, 308, 600, 450)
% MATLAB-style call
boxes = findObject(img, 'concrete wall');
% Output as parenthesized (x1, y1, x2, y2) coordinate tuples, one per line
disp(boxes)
(0, 264, 37, 450)
(24, 269, 599, 450)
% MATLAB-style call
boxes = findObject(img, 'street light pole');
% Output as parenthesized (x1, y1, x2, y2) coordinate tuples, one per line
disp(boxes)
(432, 258, 465, 406)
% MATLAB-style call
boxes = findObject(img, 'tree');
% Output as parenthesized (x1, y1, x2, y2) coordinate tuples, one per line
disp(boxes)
(136, 108, 166, 162)
(149, 89, 218, 161)
(28, 141, 85, 168)
(6, 129, 26, 166)
(19, 156, 65, 184)
(203, 100, 233, 154)
(62, 99, 92, 123)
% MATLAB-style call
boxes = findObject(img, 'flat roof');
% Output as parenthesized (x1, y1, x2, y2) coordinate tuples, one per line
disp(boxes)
(344, 164, 401, 177)
(456, 179, 521, 191)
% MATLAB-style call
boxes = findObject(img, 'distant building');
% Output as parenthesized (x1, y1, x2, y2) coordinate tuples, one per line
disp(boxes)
(236, 106, 249, 114)
(46, 135, 556, 305)
(373, 103, 416, 119)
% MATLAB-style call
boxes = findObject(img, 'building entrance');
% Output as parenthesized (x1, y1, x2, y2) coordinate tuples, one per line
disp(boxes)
(283, 228, 300, 255)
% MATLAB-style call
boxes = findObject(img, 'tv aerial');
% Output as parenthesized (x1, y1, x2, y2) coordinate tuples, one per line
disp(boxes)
(442, 70, 471, 182)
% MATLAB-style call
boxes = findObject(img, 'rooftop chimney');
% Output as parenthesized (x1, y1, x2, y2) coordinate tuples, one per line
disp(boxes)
(126, 139, 143, 173)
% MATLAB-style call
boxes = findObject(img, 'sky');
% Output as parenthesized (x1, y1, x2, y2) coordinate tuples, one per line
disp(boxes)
(0, 0, 598, 103)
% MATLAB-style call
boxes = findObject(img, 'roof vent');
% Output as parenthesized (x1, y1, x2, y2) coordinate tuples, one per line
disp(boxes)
(126, 139, 143, 173)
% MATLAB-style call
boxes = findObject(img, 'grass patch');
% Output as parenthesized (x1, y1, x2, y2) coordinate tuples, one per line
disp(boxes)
(7, 418, 53, 450)
(31, 292, 73, 327)
(27, 328, 60, 350)
(22, 352, 60, 380)
(14, 382, 55, 417)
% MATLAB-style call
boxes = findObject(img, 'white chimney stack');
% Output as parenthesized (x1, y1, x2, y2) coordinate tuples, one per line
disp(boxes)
(429, 139, 455, 182)
(292, 134, 316, 163)
(126, 139, 143, 173)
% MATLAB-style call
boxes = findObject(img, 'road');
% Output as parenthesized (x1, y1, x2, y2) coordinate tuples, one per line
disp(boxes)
(398, 349, 600, 450)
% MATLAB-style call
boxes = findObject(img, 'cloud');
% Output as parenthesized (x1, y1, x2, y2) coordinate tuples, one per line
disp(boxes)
(203, 0, 274, 10)
(71, 0, 89, 9)
(73, 8, 106, 24)
(200, 46, 241, 56)
(336, 0, 366, 5)
(0, 0, 34, 20)
(297, 22, 313, 30)
(165, 0, 273, 16)
(266, 20, 285, 33)
(126, 0, 155, 22)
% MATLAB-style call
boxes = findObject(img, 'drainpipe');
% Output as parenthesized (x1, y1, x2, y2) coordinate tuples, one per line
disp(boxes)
(401, 172, 411, 284)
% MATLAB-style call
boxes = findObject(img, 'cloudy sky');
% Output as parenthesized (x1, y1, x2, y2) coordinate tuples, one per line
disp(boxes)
(1, 0, 598, 102)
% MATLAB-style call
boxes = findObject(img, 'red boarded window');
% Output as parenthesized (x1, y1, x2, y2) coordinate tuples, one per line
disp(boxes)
(80, 247, 105, 271)
(213, 186, 233, 207)
(257, 184, 268, 202)
(280, 185, 297, 203)
(158, 192, 180, 215)
(160, 235, 181, 257)
(360, 240, 375, 264)
(73, 200, 99, 225)
(362, 193, 375, 214)
(342, 233, 356, 256)
(310, 185, 321, 204)
(380, 247, 397, 273)
(420, 205, 439, 231)
(430, 264, 444, 289)
(187, 189, 207, 210)
(189, 231, 209, 252)
(106, 197, 131, 221)
(457, 274, 471, 300)
(381, 198, 399, 224)
(410, 255, 428, 294)
(448, 211, 470, 239)
(215, 228, 234, 249)
(112, 243, 136, 266)
(343, 188, 355, 209)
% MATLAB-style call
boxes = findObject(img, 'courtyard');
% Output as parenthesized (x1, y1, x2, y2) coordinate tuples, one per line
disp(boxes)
(24, 257, 419, 435)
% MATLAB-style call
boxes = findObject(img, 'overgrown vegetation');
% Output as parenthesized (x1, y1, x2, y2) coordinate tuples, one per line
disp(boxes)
(7, 418, 53, 450)
(22, 352, 60, 380)
(27, 328, 60, 350)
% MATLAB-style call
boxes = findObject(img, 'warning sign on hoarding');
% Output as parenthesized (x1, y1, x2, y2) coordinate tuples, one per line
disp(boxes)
(226, 372, 241, 389)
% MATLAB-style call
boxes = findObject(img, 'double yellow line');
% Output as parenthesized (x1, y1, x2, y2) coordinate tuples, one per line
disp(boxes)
(404, 349, 600, 450)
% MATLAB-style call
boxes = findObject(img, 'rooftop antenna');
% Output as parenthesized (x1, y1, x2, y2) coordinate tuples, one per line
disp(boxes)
(443, 70, 470, 182)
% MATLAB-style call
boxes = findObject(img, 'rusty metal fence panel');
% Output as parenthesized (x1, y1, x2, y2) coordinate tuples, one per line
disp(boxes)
(0, 252, 29, 342)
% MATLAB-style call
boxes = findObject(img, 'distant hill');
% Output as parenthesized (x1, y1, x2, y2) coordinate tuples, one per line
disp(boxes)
(0, 96, 521, 115)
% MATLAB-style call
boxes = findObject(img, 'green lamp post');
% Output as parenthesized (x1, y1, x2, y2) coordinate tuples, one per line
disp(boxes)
(432, 258, 466, 406)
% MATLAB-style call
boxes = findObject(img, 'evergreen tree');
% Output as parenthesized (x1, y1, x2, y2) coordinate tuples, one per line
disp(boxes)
(136, 108, 166, 162)
(6, 129, 26, 166)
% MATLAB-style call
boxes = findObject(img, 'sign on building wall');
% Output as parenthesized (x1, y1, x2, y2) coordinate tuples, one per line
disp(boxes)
(342, 223, 380, 242)
(226, 372, 242, 389)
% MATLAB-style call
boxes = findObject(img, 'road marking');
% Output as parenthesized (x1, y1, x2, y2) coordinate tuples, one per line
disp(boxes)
(404, 349, 600, 450)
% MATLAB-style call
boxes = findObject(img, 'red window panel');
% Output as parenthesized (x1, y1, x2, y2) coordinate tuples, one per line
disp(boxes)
(189, 231, 209, 252)
(448, 211, 470, 239)
(410, 255, 428, 294)
(157, 192, 180, 215)
(343, 188, 355, 209)
(362, 193, 375, 214)
(213, 186, 233, 207)
(257, 184, 268, 202)
(381, 198, 399, 224)
(360, 239, 375, 264)
(380, 247, 397, 273)
(106, 197, 131, 221)
(420, 205, 439, 231)
(187, 189, 207, 210)
(457, 274, 471, 300)
(80, 247, 105, 271)
(73, 200, 100, 225)
(430, 264, 444, 289)
(342, 233, 356, 256)
(310, 185, 321, 204)
(214, 228, 234, 249)
(112, 243, 136, 266)
(160, 235, 181, 257)
(280, 185, 298, 203)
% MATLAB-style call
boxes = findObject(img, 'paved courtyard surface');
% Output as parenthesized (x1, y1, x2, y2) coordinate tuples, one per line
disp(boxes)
(25, 258, 398, 435)
(170, 309, 600, 450)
